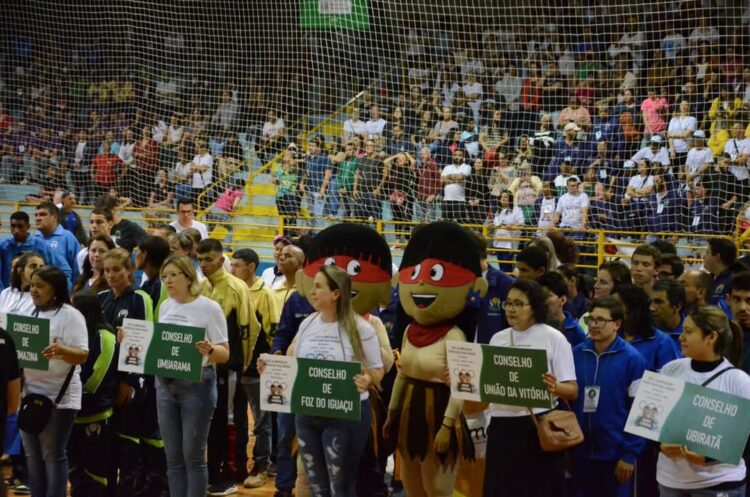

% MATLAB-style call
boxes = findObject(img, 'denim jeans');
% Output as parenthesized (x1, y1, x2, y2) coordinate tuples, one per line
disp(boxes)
(276, 412, 297, 492)
(658, 483, 746, 497)
(296, 399, 372, 497)
(414, 200, 440, 223)
(243, 380, 272, 467)
(355, 193, 382, 220)
(156, 367, 217, 497)
(20, 407, 77, 497)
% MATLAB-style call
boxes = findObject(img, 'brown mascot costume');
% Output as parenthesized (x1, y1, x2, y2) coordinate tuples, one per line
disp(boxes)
(384, 221, 488, 497)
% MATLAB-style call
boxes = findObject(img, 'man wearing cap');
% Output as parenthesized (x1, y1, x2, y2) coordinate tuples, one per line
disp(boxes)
(548, 122, 584, 182)
(630, 134, 670, 171)
(262, 235, 292, 291)
(552, 175, 589, 237)
(667, 100, 697, 168)
(684, 130, 713, 187)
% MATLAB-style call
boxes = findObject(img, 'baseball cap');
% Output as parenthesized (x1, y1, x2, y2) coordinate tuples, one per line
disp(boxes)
(623, 160, 636, 169)
(650, 135, 663, 144)
(563, 122, 581, 133)
(567, 175, 581, 183)
(693, 130, 706, 139)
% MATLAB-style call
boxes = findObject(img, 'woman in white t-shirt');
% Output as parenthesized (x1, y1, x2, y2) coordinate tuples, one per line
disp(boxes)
(657, 306, 750, 497)
(0, 252, 44, 316)
(156, 254, 229, 497)
(261, 265, 384, 497)
(483, 279, 578, 497)
(493, 190, 525, 270)
(23, 266, 89, 497)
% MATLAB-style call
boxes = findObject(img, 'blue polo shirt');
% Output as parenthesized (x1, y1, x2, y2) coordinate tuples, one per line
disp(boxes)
(34, 225, 81, 289)
(709, 269, 732, 306)
(0, 234, 56, 289)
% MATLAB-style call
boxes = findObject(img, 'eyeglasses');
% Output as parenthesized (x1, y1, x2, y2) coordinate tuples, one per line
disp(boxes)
(502, 301, 531, 311)
(584, 316, 616, 327)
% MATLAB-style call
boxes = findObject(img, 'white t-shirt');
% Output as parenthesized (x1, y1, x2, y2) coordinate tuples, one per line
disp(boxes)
(537, 197, 556, 229)
(24, 304, 89, 410)
(0, 288, 34, 316)
(493, 207, 525, 249)
(627, 174, 654, 194)
(441, 163, 472, 201)
(343, 119, 366, 139)
(556, 192, 589, 228)
(488, 323, 576, 417)
(657, 358, 750, 489)
(463, 82, 484, 113)
(170, 220, 209, 240)
(261, 266, 287, 291)
(667, 116, 697, 153)
(118, 141, 135, 166)
(685, 147, 714, 183)
(295, 313, 383, 400)
(632, 146, 671, 166)
(262, 118, 285, 139)
(724, 138, 750, 181)
(364, 118, 387, 138)
(191, 153, 214, 188)
(158, 296, 229, 368)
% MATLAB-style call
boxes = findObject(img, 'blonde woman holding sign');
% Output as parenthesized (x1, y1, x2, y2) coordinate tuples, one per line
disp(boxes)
(260, 265, 384, 497)
(657, 306, 750, 497)
(156, 254, 229, 497)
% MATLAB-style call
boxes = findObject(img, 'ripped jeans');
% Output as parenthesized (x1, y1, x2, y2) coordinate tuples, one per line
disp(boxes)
(295, 398, 371, 497)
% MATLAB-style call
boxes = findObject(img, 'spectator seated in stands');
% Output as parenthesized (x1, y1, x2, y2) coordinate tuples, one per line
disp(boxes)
(24, 165, 66, 203)
(206, 178, 245, 243)
(175, 138, 213, 204)
(548, 122, 585, 182)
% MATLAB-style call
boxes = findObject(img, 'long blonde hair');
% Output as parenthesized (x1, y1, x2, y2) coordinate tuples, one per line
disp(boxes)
(319, 265, 365, 364)
(161, 254, 201, 297)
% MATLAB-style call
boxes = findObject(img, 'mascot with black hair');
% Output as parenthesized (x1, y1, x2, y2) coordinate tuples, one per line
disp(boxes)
(295, 223, 396, 497)
(383, 221, 488, 497)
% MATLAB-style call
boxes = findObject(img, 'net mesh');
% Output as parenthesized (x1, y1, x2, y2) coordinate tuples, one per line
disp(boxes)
(1, 0, 749, 246)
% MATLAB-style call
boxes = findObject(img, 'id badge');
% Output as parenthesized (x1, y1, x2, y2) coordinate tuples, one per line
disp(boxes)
(656, 203, 664, 214)
(583, 386, 600, 413)
(692, 215, 701, 227)
(599, 169, 607, 180)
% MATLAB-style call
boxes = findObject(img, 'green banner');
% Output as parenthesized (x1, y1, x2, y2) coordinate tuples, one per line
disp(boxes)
(3, 313, 50, 371)
(300, 0, 369, 30)
(260, 355, 362, 421)
(626, 371, 750, 464)
(145, 323, 204, 381)
(447, 341, 552, 409)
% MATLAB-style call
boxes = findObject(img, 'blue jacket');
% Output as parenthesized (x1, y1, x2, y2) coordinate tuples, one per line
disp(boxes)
(272, 291, 315, 353)
(0, 234, 56, 289)
(628, 328, 681, 372)
(34, 225, 81, 289)
(476, 265, 515, 344)
(562, 311, 586, 348)
(709, 269, 732, 306)
(572, 336, 647, 464)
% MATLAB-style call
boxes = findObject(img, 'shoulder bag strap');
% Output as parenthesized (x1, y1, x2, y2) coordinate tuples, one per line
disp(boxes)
(54, 366, 76, 404)
(701, 367, 737, 387)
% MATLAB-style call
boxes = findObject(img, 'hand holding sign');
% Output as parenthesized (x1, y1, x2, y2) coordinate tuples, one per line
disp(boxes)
(354, 370, 372, 394)
(42, 337, 63, 361)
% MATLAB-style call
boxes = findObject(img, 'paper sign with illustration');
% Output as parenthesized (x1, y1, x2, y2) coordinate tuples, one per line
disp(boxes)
(625, 371, 750, 464)
(0, 313, 51, 371)
(118, 318, 205, 381)
(446, 340, 551, 409)
(260, 354, 362, 421)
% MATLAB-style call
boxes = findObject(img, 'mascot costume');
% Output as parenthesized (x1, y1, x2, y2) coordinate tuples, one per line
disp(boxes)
(295, 223, 396, 497)
(385, 221, 488, 497)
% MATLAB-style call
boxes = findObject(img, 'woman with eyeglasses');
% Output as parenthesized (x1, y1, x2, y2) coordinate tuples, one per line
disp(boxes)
(657, 306, 749, 497)
(155, 254, 229, 497)
(260, 265, 384, 497)
(483, 279, 578, 497)
(571, 296, 647, 497)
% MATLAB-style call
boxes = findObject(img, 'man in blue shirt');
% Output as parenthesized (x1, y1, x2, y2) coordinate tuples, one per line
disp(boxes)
(703, 237, 737, 306)
(0, 211, 56, 289)
(33, 201, 80, 289)
(300, 135, 333, 230)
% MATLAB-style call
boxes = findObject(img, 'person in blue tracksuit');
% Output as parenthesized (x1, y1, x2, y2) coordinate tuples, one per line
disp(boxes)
(472, 232, 515, 344)
(613, 285, 681, 372)
(34, 202, 81, 289)
(538, 271, 586, 348)
(573, 296, 647, 497)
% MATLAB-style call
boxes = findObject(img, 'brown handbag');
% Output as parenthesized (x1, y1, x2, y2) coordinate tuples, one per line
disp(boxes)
(508, 329, 583, 452)
(526, 402, 584, 452)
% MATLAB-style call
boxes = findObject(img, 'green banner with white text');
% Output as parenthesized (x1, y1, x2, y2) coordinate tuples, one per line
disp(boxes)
(1, 313, 50, 371)
(300, 0, 369, 30)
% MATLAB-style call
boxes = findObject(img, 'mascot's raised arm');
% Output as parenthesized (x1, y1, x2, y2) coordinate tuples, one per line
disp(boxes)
(384, 221, 487, 497)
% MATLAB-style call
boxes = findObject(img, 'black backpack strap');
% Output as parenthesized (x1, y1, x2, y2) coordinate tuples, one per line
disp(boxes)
(701, 367, 737, 387)
(54, 366, 76, 404)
